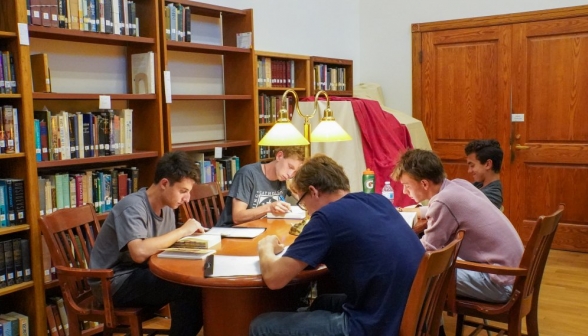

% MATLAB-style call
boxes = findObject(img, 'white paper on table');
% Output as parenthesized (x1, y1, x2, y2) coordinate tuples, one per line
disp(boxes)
(266, 205, 306, 219)
(400, 212, 417, 228)
(208, 247, 289, 277)
(206, 227, 265, 238)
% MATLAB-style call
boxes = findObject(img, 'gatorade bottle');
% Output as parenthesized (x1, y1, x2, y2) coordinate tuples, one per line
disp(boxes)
(382, 181, 394, 205)
(362, 168, 375, 193)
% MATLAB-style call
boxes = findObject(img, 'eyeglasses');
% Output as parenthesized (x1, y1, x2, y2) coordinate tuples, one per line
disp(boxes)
(296, 190, 309, 211)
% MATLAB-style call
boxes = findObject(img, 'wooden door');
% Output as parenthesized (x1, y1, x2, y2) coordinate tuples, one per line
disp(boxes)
(510, 17, 588, 251)
(420, 26, 513, 214)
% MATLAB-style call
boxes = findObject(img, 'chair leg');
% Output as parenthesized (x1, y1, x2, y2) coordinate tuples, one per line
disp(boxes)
(526, 305, 540, 335)
(455, 314, 465, 336)
(507, 314, 522, 336)
(483, 319, 491, 336)
(129, 317, 143, 336)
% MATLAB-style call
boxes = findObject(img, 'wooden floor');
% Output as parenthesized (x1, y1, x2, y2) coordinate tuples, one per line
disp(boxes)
(142, 249, 588, 336)
(444, 249, 588, 336)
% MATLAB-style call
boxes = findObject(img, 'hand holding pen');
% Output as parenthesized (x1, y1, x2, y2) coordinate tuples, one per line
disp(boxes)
(269, 195, 291, 215)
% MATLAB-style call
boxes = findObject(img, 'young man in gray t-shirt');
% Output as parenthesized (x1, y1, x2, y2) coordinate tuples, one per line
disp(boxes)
(90, 152, 207, 335)
(216, 146, 305, 227)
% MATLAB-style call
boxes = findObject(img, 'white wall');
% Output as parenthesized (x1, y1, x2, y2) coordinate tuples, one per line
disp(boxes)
(359, 0, 588, 115)
(197, 0, 361, 84)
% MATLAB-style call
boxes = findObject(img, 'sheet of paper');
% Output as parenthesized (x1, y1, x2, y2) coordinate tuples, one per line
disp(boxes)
(400, 212, 417, 228)
(206, 227, 265, 239)
(99, 95, 111, 109)
(208, 247, 289, 277)
(18, 23, 30, 45)
(163, 70, 172, 103)
(266, 205, 307, 219)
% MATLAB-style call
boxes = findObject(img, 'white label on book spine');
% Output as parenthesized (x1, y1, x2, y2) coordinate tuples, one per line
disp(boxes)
(99, 95, 111, 109)
(18, 23, 30, 45)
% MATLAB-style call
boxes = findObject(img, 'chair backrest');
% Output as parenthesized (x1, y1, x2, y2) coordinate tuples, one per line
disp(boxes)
(38, 204, 101, 305)
(515, 204, 564, 312)
(400, 231, 464, 336)
(180, 182, 225, 228)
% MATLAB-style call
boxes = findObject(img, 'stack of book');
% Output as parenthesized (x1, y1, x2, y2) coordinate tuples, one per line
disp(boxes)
(172, 234, 221, 249)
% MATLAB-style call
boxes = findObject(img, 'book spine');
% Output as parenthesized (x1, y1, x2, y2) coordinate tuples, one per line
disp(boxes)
(12, 239, 23, 284)
(3, 240, 15, 286)
(0, 241, 6, 287)
(21, 238, 31, 282)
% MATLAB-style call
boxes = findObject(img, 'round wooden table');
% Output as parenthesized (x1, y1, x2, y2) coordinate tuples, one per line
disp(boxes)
(149, 218, 328, 336)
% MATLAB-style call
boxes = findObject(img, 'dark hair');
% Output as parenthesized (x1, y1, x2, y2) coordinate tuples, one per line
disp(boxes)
(275, 146, 306, 161)
(291, 154, 350, 194)
(154, 151, 199, 185)
(391, 149, 445, 184)
(464, 139, 503, 173)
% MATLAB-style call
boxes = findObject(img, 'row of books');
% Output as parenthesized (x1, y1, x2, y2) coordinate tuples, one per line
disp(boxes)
(0, 238, 31, 289)
(164, 2, 192, 42)
(46, 296, 100, 336)
(0, 179, 26, 228)
(258, 94, 294, 124)
(258, 129, 275, 160)
(38, 167, 139, 217)
(0, 106, 21, 155)
(0, 311, 29, 336)
(191, 153, 240, 191)
(257, 58, 297, 88)
(33, 108, 133, 162)
(0, 51, 17, 95)
(29, 0, 140, 37)
(313, 64, 347, 91)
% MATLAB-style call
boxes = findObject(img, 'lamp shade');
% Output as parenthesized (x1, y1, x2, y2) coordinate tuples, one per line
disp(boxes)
(258, 122, 310, 146)
(311, 120, 352, 142)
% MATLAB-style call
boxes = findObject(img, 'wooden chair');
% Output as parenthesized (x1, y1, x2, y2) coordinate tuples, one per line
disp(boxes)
(400, 231, 464, 336)
(180, 182, 225, 228)
(39, 204, 169, 336)
(452, 204, 564, 336)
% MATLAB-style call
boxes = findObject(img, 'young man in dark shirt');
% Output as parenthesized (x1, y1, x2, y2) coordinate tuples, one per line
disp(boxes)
(465, 139, 504, 209)
(250, 154, 424, 336)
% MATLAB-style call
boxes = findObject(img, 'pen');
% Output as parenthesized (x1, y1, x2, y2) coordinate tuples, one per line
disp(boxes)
(279, 195, 292, 212)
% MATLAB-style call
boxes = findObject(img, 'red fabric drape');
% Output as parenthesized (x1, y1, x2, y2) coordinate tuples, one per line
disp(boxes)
(303, 96, 414, 206)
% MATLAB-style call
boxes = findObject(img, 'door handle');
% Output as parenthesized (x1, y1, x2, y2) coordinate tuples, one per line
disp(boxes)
(515, 145, 530, 150)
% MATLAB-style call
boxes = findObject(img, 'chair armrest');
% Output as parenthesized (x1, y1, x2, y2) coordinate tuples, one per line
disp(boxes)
(56, 266, 114, 279)
(456, 260, 527, 276)
(55, 266, 118, 328)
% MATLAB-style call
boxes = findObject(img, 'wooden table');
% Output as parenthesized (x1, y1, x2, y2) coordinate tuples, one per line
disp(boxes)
(149, 218, 328, 336)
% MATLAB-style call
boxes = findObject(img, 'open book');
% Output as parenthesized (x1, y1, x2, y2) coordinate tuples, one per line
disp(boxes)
(400, 212, 418, 228)
(267, 205, 307, 219)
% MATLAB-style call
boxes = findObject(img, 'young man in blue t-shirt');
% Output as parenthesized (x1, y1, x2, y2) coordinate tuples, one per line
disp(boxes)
(251, 154, 425, 336)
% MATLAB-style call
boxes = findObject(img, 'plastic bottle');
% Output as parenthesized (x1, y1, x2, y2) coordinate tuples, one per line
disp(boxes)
(362, 168, 375, 193)
(382, 181, 394, 205)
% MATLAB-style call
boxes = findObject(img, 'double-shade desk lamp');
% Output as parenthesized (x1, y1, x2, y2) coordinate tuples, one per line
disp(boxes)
(258, 89, 352, 235)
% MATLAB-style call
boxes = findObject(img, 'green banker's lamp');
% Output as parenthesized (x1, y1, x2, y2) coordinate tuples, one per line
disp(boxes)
(258, 89, 352, 235)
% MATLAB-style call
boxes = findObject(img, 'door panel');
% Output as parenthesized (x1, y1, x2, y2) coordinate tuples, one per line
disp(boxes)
(421, 26, 512, 206)
(511, 17, 588, 251)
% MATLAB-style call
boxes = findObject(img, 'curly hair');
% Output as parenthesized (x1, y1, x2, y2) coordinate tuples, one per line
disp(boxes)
(464, 139, 503, 173)
(291, 154, 349, 194)
(154, 151, 199, 185)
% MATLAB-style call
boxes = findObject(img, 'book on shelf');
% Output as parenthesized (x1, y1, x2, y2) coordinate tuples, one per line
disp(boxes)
(0, 241, 6, 288)
(12, 239, 23, 284)
(1, 105, 16, 154)
(172, 234, 222, 249)
(131, 51, 155, 94)
(45, 304, 58, 336)
(4, 312, 29, 336)
(42, 236, 53, 283)
(0, 178, 26, 226)
(0, 314, 18, 336)
(49, 297, 69, 336)
(21, 238, 32, 282)
(158, 248, 216, 260)
(2, 240, 15, 286)
(31, 53, 52, 93)
(0, 180, 8, 227)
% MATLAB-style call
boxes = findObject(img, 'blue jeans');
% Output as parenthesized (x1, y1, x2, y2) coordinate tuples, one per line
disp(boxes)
(250, 294, 349, 336)
(456, 268, 512, 303)
(113, 267, 202, 336)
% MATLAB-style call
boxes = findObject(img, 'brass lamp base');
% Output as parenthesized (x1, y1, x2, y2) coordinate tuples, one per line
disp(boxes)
(289, 214, 311, 235)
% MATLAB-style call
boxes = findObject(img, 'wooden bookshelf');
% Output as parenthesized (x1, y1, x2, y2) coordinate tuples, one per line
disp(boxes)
(310, 56, 353, 96)
(160, 1, 257, 166)
(254, 51, 311, 160)
(0, 0, 165, 334)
